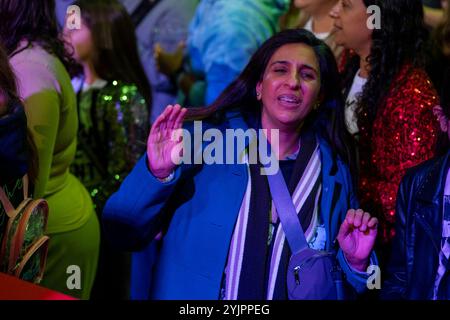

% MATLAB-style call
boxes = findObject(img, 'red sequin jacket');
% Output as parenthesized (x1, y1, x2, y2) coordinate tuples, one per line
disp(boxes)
(358, 64, 439, 242)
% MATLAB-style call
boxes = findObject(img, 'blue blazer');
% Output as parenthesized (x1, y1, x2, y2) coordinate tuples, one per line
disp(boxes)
(103, 112, 376, 299)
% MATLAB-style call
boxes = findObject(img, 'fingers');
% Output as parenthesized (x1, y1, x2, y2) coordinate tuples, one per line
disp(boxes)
(150, 105, 171, 140)
(173, 107, 188, 143)
(344, 209, 378, 234)
(150, 105, 174, 140)
(337, 217, 351, 240)
(149, 107, 166, 143)
(363, 217, 378, 238)
(167, 104, 181, 130)
(149, 105, 187, 143)
(353, 209, 364, 228)
(367, 217, 378, 229)
(175, 107, 188, 129)
(338, 209, 356, 240)
(433, 105, 449, 132)
(153, 105, 170, 129)
(345, 209, 356, 225)
(360, 212, 371, 232)
(433, 105, 443, 117)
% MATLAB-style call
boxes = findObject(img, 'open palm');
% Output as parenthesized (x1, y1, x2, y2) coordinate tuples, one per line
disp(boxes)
(147, 104, 187, 179)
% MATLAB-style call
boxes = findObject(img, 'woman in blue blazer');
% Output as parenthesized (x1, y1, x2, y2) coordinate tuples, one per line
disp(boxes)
(103, 29, 379, 300)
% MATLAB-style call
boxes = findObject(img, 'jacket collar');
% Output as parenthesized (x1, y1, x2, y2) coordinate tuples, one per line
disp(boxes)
(317, 137, 346, 248)
(226, 111, 343, 180)
(226, 111, 346, 245)
(414, 150, 450, 251)
(318, 135, 342, 179)
(227, 110, 341, 174)
(416, 150, 450, 205)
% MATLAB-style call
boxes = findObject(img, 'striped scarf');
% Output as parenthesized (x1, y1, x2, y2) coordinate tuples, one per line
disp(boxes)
(223, 130, 322, 300)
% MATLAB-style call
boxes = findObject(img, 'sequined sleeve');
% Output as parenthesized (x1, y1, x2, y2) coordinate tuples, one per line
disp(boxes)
(361, 67, 439, 237)
(93, 83, 149, 211)
(107, 84, 149, 175)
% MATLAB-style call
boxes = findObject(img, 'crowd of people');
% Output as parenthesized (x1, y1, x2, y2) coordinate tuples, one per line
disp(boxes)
(0, 0, 449, 300)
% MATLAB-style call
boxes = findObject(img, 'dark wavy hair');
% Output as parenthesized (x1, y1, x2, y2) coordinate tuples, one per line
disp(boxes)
(0, 45, 18, 107)
(0, 45, 37, 183)
(0, 0, 76, 70)
(342, 0, 428, 127)
(71, 0, 152, 110)
(188, 29, 357, 177)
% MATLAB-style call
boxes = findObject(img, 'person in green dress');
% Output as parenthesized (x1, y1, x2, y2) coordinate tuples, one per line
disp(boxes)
(63, 0, 151, 299)
(0, 0, 99, 299)
(64, 0, 151, 213)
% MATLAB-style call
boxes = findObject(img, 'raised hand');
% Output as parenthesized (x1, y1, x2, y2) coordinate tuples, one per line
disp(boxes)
(147, 104, 187, 179)
(336, 209, 378, 272)
(433, 105, 448, 133)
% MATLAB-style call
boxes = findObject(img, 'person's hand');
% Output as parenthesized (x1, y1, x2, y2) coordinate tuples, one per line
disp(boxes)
(337, 209, 378, 272)
(154, 41, 185, 77)
(433, 105, 448, 132)
(147, 104, 187, 179)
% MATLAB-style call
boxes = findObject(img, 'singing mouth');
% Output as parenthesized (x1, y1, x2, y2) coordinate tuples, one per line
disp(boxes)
(277, 94, 302, 106)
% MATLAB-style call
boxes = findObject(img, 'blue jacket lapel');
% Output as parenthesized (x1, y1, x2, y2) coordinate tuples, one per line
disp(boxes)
(318, 137, 345, 250)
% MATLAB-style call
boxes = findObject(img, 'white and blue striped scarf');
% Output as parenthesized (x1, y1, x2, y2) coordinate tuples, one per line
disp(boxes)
(223, 133, 323, 300)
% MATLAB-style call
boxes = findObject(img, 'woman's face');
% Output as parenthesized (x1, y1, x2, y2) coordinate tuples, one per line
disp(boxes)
(330, 0, 373, 56)
(257, 43, 321, 132)
(63, 18, 95, 63)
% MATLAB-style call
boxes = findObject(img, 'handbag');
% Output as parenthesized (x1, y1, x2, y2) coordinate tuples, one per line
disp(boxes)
(266, 167, 345, 300)
(0, 176, 49, 283)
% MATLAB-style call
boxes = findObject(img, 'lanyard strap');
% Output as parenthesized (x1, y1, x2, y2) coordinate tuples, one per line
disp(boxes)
(266, 167, 309, 255)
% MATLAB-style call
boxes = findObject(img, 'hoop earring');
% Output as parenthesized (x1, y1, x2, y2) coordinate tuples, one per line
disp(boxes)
(256, 92, 261, 100)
